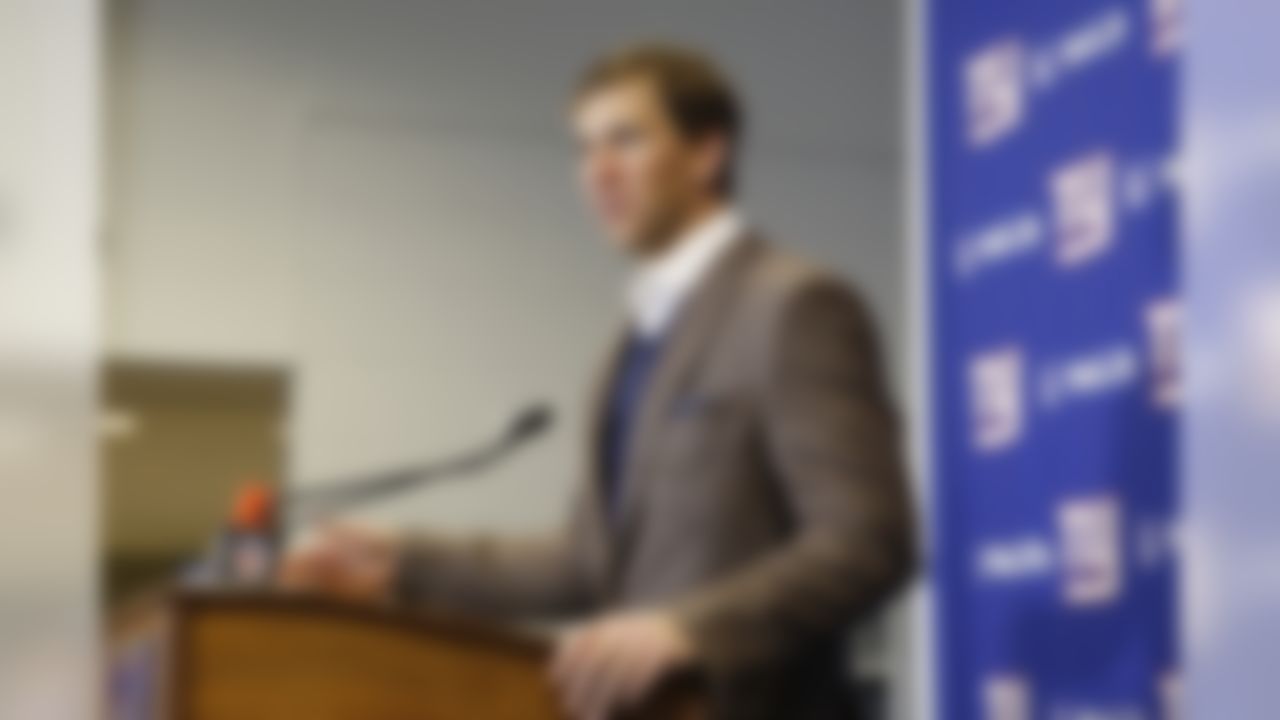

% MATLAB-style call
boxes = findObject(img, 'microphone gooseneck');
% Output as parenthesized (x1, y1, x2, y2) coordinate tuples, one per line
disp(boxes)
(284, 403, 554, 526)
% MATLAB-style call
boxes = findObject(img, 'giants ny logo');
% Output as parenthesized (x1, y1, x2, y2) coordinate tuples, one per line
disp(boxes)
(1145, 297, 1181, 410)
(984, 674, 1031, 720)
(1150, 0, 1184, 58)
(969, 346, 1025, 453)
(1058, 495, 1124, 608)
(1051, 151, 1117, 269)
(964, 37, 1026, 149)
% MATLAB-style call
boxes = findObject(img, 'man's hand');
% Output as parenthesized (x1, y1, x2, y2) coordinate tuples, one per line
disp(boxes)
(278, 522, 401, 602)
(550, 611, 696, 720)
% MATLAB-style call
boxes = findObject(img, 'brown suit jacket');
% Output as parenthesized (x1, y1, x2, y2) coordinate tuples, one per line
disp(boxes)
(398, 234, 917, 718)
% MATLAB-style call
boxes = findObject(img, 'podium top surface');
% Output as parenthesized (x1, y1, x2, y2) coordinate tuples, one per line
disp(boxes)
(173, 589, 554, 654)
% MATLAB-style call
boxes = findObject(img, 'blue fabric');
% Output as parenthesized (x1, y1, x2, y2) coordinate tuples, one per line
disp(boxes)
(928, 1, 1179, 716)
(601, 333, 666, 519)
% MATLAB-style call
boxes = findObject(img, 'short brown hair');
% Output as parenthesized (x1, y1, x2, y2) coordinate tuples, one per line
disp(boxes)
(575, 43, 744, 197)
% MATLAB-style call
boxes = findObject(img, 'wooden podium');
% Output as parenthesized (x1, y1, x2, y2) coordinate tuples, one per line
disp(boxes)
(109, 592, 707, 720)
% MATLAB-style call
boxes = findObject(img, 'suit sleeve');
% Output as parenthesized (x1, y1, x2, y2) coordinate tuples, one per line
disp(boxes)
(394, 487, 595, 619)
(671, 277, 918, 674)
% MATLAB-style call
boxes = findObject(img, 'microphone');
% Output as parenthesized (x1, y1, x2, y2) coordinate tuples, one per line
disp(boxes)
(506, 403, 553, 444)
(182, 404, 554, 588)
(285, 402, 555, 523)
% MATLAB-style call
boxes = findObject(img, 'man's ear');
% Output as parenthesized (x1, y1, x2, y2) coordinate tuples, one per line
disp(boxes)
(693, 133, 730, 194)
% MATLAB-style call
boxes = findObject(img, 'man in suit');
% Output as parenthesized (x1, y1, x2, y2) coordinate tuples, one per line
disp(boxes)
(282, 44, 916, 720)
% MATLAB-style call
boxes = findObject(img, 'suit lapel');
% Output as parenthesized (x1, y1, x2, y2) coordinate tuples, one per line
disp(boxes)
(613, 234, 762, 544)
(582, 327, 629, 545)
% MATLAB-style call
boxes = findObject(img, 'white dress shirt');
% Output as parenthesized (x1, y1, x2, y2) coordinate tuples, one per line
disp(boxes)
(627, 208, 745, 339)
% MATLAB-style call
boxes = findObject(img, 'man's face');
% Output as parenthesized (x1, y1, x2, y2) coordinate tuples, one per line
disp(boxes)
(573, 77, 722, 256)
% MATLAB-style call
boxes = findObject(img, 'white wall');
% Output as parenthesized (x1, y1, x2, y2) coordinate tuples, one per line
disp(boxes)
(105, 0, 911, 712)
(0, 1, 100, 716)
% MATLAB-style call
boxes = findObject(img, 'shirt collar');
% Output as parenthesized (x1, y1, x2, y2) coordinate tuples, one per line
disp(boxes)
(627, 208, 745, 338)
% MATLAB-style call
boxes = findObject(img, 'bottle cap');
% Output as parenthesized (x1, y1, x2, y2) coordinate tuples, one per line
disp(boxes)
(230, 479, 275, 531)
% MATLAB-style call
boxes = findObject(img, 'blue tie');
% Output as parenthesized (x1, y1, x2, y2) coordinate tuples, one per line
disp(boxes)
(601, 333, 666, 520)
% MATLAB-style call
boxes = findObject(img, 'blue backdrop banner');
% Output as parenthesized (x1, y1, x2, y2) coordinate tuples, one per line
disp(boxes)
(927, 1, 1180, 718)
